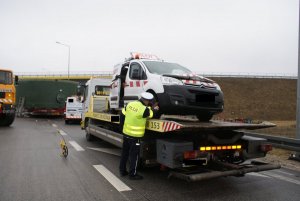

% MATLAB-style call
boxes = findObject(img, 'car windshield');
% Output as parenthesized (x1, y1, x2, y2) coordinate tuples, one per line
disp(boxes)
(0, 71, 13, 84)
(142, 61, 192, 75)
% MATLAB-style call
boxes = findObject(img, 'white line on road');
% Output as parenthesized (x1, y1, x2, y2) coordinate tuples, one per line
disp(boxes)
(69, 141, 85, 151)
(247, 172, 270, 178)
(52, 124, 57, 128)
(86, 147, 121, 156)
(262, 171, 300, 185)
(58, 129, 68, 136)
(93, 165, 131, 192)
(273, 169, 294, 176)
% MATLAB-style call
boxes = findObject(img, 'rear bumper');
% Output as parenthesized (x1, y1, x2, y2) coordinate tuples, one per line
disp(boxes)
(65, 116, 82, 120)
(157, 85, 224, 115)
(0, 103, 15, 114)
(65, 113, 82, 120)
(168, 161, 281, 182)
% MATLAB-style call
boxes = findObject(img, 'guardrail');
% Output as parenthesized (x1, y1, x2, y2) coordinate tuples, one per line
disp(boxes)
(244, 132, 300, 152)
(16, 71, 297, 80)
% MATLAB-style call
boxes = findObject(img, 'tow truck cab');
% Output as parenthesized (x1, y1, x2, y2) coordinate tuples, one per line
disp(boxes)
(82, 78, 111, 120)
(0, 69, 17, 126)
(109, 52, 224, 121)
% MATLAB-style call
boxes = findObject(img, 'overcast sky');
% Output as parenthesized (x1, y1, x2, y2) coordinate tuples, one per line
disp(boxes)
(0, 0, 298, 75)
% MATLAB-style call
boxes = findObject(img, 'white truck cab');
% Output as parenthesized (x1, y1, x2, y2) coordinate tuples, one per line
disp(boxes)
(64, 96, 83, 124)
(82, 78, 111, 120)
(110, 52, 224, 121)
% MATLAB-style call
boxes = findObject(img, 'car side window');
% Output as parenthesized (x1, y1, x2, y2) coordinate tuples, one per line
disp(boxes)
(129, 63, 147, 80)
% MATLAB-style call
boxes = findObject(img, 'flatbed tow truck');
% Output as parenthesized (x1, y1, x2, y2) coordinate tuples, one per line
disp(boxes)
(81, 91, 280, 182)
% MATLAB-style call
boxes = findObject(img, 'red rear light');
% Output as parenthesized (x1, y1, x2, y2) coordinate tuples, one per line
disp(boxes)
(184, 151, 200, 160)
(260, 144, 272, 152)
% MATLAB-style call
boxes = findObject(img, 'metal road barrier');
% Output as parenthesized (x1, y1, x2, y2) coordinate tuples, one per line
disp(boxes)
(15, 72, 297, 80)
(18, 75, 113, 80)
(244, 132, 300, 152)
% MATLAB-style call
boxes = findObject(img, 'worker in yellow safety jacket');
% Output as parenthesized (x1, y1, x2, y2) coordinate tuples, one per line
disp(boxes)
(119, 92, 159, 180)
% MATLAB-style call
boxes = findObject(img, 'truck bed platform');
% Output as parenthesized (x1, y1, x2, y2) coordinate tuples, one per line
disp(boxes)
(146, 116, 275, 133)
(86, 112, 276, 133)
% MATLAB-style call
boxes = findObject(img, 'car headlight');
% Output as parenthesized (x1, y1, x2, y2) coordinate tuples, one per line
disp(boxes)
(161, 76, 183, 85)
(213, 83, 221, 91)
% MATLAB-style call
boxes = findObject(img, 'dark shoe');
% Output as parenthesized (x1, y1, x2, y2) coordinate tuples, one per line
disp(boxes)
(120, 171, 128, 177)
(129, 174, 143, 180)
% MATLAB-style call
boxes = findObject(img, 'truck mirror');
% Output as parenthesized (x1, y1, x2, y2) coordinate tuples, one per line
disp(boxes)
(14, 75, 19, 85)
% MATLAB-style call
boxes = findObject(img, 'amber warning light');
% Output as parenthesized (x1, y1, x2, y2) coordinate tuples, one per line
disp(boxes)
(199, 145, 242, 151)
(130, 52, 160, 60)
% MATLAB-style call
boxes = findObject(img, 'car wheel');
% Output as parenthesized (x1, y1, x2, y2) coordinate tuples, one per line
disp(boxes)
(148, 91, 162, 119)
(196, 113, 213, 122)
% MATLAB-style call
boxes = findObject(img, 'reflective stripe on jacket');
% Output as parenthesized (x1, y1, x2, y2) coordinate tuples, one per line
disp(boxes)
(122, 101, 153, 138)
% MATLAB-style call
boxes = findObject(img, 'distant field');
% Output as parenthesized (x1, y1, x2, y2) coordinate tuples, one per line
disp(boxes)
(210, 77, 297, 138)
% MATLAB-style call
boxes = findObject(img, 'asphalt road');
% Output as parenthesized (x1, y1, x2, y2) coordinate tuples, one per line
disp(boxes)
(0, 117, 300, 201)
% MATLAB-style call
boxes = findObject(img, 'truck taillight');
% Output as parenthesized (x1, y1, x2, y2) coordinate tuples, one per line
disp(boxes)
(184, 150, 201, 160)
(260, 144, 272, 152)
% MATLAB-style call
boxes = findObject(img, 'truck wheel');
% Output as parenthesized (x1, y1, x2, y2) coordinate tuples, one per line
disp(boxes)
(65, 119, 69, 124)
(85, 119, 94, 141)
(86, 132, 94, 141)
(0, 113, 15, 126)
(196, 113, 213, 122)
(137, 158, 145, 170)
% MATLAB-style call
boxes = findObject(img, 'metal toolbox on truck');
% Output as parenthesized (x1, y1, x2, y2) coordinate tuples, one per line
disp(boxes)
(156, 139, 193, 168)
(242, 135, 268, 159)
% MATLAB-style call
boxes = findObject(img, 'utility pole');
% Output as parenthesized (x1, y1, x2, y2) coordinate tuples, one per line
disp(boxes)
(291, 1, 300, 161)
(56, 41, 71, 79)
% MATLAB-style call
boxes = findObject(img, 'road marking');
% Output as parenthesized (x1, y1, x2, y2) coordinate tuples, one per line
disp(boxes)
(58, 129, 68, 136)
(52, 124, 57, 128)
(247, 172, 270, 178)
(91, 128, 122, 142)
(69, 141, 85, 151)
(93, 165, 131, 192)
(262, 172, 300, 185)
(273, 169, 294, 176)
(86, 147, 121, 156)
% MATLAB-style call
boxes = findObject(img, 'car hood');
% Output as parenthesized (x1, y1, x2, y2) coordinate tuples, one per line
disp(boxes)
(162, 74, 217, 88)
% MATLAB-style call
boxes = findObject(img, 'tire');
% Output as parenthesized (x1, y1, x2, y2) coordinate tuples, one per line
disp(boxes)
(148, 91, 162, 119)
(137, 158, 145, 170)
(85, 119, 94, 141)
(65, 119, 69, 124)
(0, 113, 15, 127)
(196, 113, 213, 122)
(86, 132, 94, 141)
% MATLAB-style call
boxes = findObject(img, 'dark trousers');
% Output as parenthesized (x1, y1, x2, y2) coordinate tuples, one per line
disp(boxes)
(119, 136, 141, 176)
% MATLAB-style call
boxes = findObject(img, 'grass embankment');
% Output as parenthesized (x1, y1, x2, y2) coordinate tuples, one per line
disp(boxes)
(211, 77, 297, 138)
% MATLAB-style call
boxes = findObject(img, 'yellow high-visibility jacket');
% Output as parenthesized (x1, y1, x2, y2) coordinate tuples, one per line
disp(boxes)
(122, 101, 153, 138)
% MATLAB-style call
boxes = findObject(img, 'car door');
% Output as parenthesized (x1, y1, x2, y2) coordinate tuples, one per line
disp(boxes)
(124, 62, 147, 104)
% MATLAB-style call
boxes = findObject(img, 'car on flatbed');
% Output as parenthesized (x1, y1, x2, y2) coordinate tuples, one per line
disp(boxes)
(110, 52, 224, 121)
